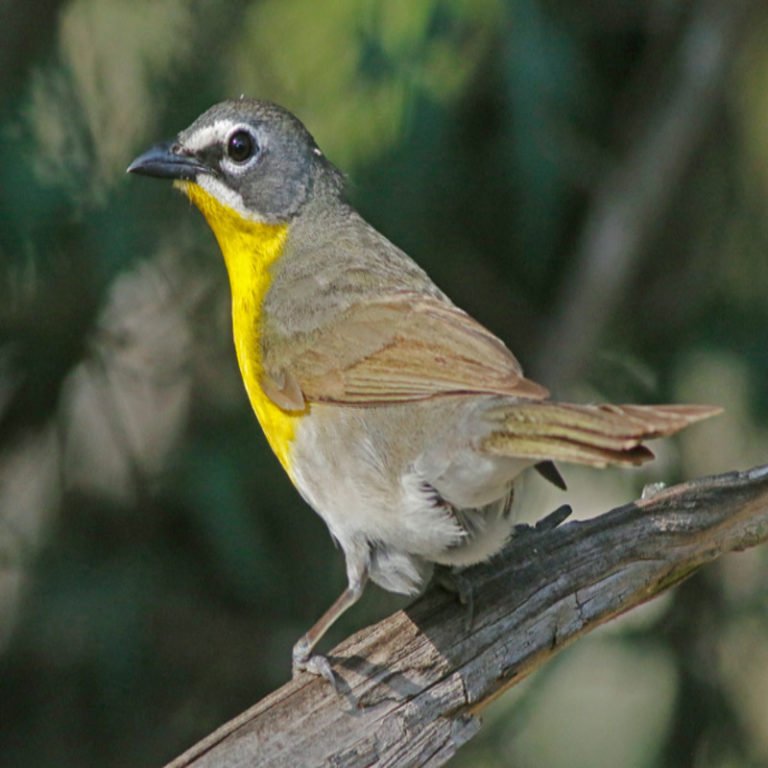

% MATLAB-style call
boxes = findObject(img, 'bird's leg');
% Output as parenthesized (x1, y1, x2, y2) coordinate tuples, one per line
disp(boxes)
(438, 505, 573, 631)
(292, 562, 367, 687)
(435, 566, 476, 631)
(433, 502, 569, 620)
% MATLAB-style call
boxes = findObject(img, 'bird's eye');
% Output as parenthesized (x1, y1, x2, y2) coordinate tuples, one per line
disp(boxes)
(227, 130, 256, 163)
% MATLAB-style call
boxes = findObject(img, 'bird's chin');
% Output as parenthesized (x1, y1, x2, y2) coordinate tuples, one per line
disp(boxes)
(173, 179, 193, 194)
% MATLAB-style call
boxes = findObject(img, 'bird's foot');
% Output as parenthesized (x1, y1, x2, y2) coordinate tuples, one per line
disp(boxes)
(514, 503, 572, 536)
(292, 640, 338, 689)
(641, 482, 666, 500)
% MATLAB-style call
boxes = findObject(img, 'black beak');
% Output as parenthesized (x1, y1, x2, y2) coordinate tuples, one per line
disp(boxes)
(127, 141, 208, 181)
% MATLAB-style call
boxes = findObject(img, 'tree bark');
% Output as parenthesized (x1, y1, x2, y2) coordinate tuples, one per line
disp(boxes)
(165, 464, 768, 768)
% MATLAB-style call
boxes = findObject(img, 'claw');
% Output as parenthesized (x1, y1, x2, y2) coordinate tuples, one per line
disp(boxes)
(515, 504, 572, 536)
(535, 503, 572, 531)
(641, 482, 666, 500)
(292, 651, 338, 689)
(288, 571, 366, 691)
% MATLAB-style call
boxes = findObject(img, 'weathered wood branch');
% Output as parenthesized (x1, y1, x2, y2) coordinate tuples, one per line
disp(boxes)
(165, 464, 768, 768)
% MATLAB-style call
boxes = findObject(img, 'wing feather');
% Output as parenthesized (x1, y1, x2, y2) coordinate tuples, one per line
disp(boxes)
(264, 294, 547, 407)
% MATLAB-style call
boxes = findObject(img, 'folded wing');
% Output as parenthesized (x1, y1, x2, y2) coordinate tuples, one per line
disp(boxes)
(262, 294, 548, 408)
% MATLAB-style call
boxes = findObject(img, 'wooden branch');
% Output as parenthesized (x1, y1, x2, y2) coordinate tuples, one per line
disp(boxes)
(165, 464, 768, 768)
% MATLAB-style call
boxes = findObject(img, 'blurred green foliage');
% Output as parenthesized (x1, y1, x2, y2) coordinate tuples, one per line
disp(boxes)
(2, 1, 768, 766)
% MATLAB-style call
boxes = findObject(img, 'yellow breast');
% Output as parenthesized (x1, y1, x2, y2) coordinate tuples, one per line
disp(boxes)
(178, 182, 306, 476)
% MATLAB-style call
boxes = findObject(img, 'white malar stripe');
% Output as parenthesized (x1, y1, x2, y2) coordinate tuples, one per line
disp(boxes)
(195, 174, 270, 222)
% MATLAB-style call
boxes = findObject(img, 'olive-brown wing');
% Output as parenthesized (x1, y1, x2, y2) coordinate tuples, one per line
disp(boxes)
(261, 294, 548, 409)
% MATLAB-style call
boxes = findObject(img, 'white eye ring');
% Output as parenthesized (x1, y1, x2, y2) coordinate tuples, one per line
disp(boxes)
(221, 126, 262, 174)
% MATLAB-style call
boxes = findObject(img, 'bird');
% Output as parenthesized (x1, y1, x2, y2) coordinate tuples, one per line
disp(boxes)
(128, 98, 720, 684)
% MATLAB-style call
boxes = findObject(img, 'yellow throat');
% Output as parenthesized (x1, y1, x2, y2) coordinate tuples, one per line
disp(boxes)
(178, 181, 305, 475)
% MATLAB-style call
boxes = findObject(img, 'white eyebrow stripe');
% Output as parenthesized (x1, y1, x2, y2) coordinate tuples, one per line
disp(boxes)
(182, 119, 238, 152)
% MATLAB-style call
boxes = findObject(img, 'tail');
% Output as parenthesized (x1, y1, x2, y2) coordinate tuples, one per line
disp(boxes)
(481, 403, 721, 467)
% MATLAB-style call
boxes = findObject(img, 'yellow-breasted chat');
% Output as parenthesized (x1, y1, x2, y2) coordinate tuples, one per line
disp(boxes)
(128, 99, 719, 684)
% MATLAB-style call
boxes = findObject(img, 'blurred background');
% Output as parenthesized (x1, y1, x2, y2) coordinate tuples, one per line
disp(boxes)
(1, 0, 768, 766)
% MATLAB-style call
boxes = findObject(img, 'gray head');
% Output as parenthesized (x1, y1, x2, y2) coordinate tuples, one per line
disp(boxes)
(128, 98, 343, 222)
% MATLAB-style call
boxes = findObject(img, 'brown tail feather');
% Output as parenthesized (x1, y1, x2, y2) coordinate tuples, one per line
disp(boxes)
(482, 403, 721, 468)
